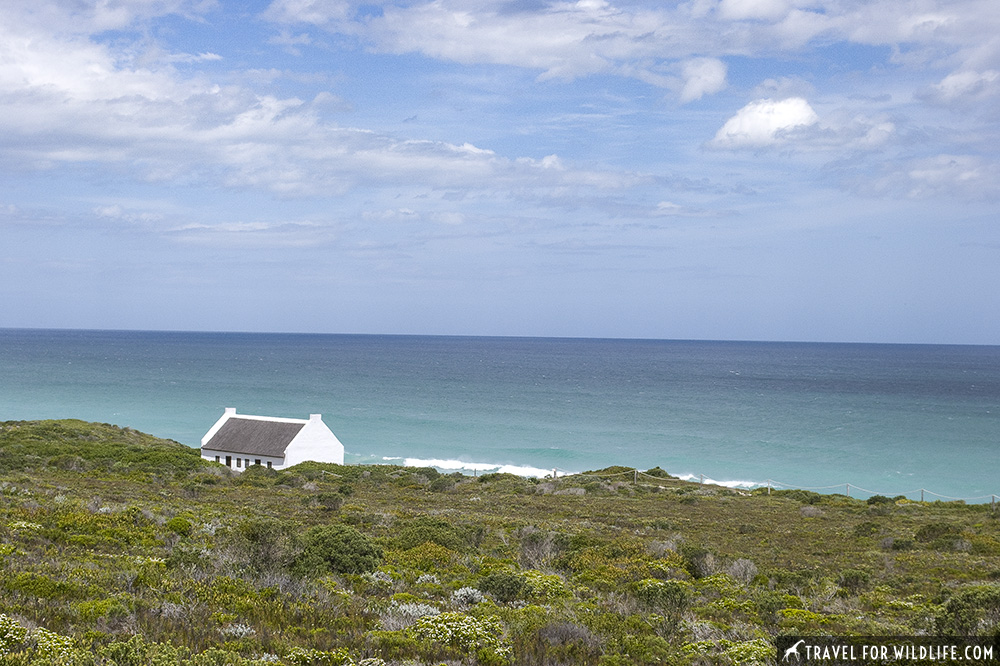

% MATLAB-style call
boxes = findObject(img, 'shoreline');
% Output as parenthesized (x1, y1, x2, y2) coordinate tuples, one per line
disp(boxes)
(371, 454, 999, 505)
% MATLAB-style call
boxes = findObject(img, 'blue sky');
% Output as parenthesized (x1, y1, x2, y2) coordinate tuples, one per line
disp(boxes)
(1, 0, 998, 343)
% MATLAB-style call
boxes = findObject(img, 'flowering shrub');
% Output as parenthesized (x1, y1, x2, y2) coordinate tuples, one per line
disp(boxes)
(285, 647, 386, 665)
(380, 601, 440, 630)
(523, 570, 570, 600)
(415, 573, 439, 585)
(361, 571, 394, 594)
(286, 646, 355, 665)
(408, 612, 512, 664)
(451, 586, 485, 606)
(0, 614, 28, 652)
(31, 627, 75, 660)
(220, 623, 256, 639)
(684, 638, 772, 666)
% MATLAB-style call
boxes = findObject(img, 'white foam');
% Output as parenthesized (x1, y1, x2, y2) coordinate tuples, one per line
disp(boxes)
(676, 473, 760, 489)
(383, 456, 755, 485)
(383, 455, 562, 478)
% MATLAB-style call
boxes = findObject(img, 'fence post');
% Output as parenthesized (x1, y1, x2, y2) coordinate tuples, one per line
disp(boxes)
(921, 489, 924, 503)
(634, 469, 638, 484)
(846, 483, 850, 498)
(767, 480, 771, 496)
(700, 474, 704, 485)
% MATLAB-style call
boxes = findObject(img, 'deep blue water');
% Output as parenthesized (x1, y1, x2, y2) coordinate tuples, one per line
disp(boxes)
(1, 329, 998, 500)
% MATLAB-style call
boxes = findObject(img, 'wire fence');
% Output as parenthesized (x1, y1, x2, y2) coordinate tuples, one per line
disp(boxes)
(548, 466, 999, 506)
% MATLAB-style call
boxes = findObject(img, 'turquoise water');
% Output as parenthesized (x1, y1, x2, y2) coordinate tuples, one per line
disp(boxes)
(1, 329, 998, 500)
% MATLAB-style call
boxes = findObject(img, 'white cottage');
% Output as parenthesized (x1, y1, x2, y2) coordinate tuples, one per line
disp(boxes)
(200, 408, 345, 471)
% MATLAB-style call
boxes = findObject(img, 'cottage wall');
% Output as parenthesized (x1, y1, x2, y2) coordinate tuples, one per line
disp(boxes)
(284, 414, 345, 467)
(201, 448, 284, 470)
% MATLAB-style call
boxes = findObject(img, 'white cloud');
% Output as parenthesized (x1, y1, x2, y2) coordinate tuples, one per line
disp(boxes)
(252, 0, 1000, 118)
(717, 0, 793, 21)
(262, 0, 353, 26)
(709, 97, 819, 148)
(926, 69, 1000, 104)
(0, 2, 640, 202)
(906, 154, 1000, 199)
(164, 51, 223, 63)
(679, 58, 727, 103)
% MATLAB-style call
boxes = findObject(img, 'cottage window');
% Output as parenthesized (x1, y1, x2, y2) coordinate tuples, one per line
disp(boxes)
(255, 459, 261, 466)
(267, 461, 272, 469)
(236, 458, 242, 468)
(215, 456, 220, 463)
(225, 456, 231, 467)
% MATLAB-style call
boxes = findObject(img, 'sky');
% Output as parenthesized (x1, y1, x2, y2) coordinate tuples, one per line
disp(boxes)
(1, 0, 999, 344)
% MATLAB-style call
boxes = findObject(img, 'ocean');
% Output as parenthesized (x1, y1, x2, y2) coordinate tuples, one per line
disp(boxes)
(1, 329, 998, 501)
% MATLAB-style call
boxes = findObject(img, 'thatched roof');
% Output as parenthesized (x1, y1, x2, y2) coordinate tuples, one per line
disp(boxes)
(203, 417, 303, 457)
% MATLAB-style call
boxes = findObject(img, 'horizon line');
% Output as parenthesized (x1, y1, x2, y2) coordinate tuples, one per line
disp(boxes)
(1, 326, 995, 348)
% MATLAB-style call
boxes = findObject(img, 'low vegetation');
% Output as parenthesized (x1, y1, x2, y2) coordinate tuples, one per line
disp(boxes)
(1, 419, 999, 665)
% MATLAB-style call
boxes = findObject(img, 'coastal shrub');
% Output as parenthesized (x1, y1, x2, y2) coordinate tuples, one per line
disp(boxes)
(837, 569, 872, 595)
(225, 517, 298, 575)
(285, 646, 356, 665)
(429, 476, 456, 493)
(75, 597, 130, 622)
(380, 601, 441, 631)
(530, 621, 602, 665)
(633, 579, 689, 635)
(0, 614, 28, 651)
(408, 612, 512, 665)
(853, 521, 881, 537)
(915, 522, 962, 543)
(522, 570, 570, 600)
(774, 489, 822, 505)
(726, 558, 758, 584)
(395, 516, 468, 552)
(314, 492, 344, 511)
(643, 466, 674, 479)
(451, 587, 485, 607)
(969, 535, 1000, 556)
(390, 541, 460, 571)
(518, 528, 566, 568)
(295, 524, 382, 576)
(478, 572, 528, 603)
(166, 516, 194, 537)
(233, 464, 283, 487)
(867, 495, 894, 505)
(937, 584, 1000, 635)
(31, 627, 75, 660)
(679, 544, 717, 579)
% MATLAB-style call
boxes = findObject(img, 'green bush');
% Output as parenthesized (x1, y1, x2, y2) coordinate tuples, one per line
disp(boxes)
(294, 524, 382, 576)
(395, 515, 469, 551)
(315, 492, 344, 511)
(478, 572, 528, 603)
(937, 584, 1000, 635)
(225, 516, 299, 575)
(853, 521, 881, 537)
(0, 614, 28, 652)
(837, 569, 871, 594)
(774, 489, 822, 504)
(166, 517, 193, 537)
(915, 522, 962, 543)
(867, 495, 893, 505)
(409, 612, 512, 665)
(633, 579, 689, 635)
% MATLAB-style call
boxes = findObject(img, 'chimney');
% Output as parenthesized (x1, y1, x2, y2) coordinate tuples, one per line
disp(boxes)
(309, 414, 322, 422)
(225, 407, 236, 416)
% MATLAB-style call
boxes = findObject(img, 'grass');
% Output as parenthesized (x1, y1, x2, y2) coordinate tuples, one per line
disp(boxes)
(1, 419, 999, 665)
